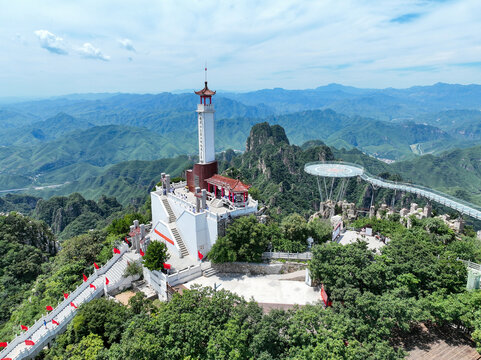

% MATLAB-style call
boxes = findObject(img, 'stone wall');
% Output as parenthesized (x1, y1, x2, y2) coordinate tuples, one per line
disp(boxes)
(212, 261, 307, 275)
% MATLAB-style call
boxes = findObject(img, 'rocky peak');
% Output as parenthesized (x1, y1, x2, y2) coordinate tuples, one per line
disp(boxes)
(245, 122, 289, 153)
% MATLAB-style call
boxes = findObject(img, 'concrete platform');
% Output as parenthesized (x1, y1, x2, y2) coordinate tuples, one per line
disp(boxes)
(166, 248, 198, 272)
(184, 273, 320, 305)
(338, 230, 386, 252)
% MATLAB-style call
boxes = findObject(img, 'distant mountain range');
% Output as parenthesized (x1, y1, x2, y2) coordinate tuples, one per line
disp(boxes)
(222, 82, 481, 120)
(0, 83, 480, 206)
(4, 124, 480, 222)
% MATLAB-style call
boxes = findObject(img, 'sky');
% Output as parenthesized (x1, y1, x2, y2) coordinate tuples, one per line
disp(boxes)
(1, 0, 480, 97)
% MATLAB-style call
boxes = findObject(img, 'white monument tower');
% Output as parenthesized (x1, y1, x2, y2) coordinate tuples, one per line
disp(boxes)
(187, 68, 218, 192)
(195, 67, 216, 164)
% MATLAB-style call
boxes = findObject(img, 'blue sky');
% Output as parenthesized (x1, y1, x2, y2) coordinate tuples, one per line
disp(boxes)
(1, 0, 480, 96)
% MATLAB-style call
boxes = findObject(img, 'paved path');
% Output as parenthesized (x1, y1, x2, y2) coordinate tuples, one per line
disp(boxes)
(0, 248, 129, 360)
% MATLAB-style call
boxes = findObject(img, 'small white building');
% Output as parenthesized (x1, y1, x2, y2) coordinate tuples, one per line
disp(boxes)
(149, 72, 257, 263)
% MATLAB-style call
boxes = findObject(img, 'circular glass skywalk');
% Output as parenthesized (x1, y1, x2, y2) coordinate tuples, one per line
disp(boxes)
(304, 162, 364, 178)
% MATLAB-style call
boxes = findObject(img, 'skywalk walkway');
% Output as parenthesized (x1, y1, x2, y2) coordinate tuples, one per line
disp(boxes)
(305, 161, 481, 221)
(0, 244, 130, 360)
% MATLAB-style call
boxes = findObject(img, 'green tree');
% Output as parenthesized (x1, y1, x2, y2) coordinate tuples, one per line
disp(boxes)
(280, 213, 310, 250)
(65, 333, 105, 360)
(208, 215, 269, 263)
(123, 260, 143, 278)
(308, 218, 331, 244)
(128, 292, 153, 315)
(143, 241, 170, 271)
(106, 212, 148, 236)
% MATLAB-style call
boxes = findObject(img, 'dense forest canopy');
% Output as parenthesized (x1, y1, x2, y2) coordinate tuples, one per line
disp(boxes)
(0, 84, 481, 358)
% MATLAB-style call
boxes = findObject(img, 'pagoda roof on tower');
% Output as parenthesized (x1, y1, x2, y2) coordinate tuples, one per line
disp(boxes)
(195, 81, 216, 96)
(205, 174, 251, 193)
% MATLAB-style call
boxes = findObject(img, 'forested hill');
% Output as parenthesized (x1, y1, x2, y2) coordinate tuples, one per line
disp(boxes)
(0, 193, 124, 240)
(2, 93, 273, 128)
(0, 108, 473, 195)
(5, 122, 481, 219)
(0, 213, 55, 325)
(1, 84, 481, 195)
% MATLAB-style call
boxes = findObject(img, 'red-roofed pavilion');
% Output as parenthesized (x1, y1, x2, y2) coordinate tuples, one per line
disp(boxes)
(205, 174, 251, 204)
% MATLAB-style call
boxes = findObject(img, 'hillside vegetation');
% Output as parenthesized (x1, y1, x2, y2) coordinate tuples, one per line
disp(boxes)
(0, 193, 125, 240)
(0, 213, 55, 326)
(36, 216, 481, 360)
(1, 83, 481, 194)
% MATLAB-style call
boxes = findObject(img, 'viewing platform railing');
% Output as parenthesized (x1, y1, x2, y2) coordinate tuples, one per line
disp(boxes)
(304, 161, 481, 221)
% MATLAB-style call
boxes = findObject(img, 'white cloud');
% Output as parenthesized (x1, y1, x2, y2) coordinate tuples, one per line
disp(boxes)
(118, 38, 135, 52)
(1, 0, 480, 96)
(77, 42, 110, 61)
(34, 30, 67, 55)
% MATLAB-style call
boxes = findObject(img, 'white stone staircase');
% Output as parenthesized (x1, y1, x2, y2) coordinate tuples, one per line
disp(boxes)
(0, 246, 130, 360)
(203, 267, 218, 277)
(170, 226, 189, 258)
(202, 262, 218, 277)
(210, 198, 223, 208)
(162, 197, 176, 223)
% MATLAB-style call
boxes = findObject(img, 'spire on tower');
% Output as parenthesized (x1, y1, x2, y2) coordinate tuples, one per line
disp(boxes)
(194, 67, 216, 98)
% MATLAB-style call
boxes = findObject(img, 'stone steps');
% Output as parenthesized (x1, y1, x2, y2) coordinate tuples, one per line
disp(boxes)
(162, 198, 176, 223)
(171, 227, 189, 257)
(203, 267, 218, 277)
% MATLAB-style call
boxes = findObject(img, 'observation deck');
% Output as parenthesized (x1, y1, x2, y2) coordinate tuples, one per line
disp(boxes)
(304, 161, 481, 221)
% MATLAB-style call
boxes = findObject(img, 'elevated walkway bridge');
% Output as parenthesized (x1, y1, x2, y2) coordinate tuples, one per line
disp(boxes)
(304, 161, 481, 221)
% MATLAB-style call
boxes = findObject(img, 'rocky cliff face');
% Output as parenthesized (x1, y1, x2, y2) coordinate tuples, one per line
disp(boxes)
(229, 123, 334, 216)
(245, 122, 290, 153)
(33, 193, 122, 237)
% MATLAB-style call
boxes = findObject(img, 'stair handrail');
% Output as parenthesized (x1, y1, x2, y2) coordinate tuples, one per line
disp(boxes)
(0, 244, 128, 359)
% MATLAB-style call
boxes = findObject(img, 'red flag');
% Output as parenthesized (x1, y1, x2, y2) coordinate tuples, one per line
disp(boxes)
(113, 247, 120, 254)
(320, 284, 331, 307)
(70, 302, 77, 309)
(163, 263, 171, 270)
(0, 342, 8, 347)
(124, 237, 129, 244)
(25, 340, 35, 346)
(46, 305, 53, 311)
(82, 273, 88, 282)
(63, 293, 69, 299)
(52, 319, 59, 326)
(90, 284, 96, 290)
(105, 277, 110, 285)
(139, 249, 145, 257)
(198, 251, 204, 260)
(93, 262, 99, 270)
(2, 357, 12, 360)
(20, 325, 28, 331)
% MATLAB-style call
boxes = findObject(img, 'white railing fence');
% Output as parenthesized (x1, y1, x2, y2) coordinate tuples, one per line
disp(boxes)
(144, 264, 202, 292)
(166, 264, 202, 286)
(0, 244, 128, 360)
(458, 258, 481, 272)
(262, 251, 313, 261)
